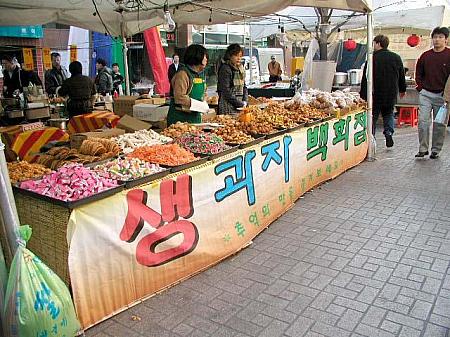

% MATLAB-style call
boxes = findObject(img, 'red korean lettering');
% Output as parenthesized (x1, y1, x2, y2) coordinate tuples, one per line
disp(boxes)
(160, 174, 194, 222)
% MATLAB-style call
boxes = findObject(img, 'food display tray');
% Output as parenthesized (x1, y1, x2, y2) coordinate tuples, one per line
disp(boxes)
(13, 184, 125, 209)
(227, 135, 266, 149)
(305, 118, 323, 127)
(162, 157, 209, 173)
(287, 123, 306, 132)
(119, 169, 171, 189)
(208, 146, 240, 160)
(265, 128, 288, 139)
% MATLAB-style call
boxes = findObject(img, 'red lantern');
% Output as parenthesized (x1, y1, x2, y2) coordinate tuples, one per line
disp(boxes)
(344, 38, 357, 51)
(407, 34, 420, 47)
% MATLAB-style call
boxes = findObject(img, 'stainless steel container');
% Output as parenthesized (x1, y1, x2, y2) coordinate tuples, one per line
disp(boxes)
(347, 69, 363, 85)
(333, 72, 348, 85)
(7, 110, 25, 119)
(48, 118, 69, 130)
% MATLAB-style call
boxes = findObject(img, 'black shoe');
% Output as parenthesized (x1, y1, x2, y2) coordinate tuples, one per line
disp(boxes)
(415, 151, 429, 158)
(430, 152, 439, 159)
(385, 135, 394, 148)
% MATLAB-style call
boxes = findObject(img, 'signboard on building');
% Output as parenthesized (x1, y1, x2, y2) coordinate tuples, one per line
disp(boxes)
(70, 45, 77, 62)
(22, 48, 34, 70)
(42, 48, 52, 70)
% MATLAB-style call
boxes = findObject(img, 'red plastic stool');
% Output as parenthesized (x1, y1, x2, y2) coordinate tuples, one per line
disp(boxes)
(397, 106, 418, 127)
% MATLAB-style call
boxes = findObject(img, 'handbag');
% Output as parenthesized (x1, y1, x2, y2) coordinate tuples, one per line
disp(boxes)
(435, 104, 449, 125)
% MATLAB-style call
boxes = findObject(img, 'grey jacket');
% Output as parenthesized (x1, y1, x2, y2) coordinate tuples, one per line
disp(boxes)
(95, 67, 113, 95)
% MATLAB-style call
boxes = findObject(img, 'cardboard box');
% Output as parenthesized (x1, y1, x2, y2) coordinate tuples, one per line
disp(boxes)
(116, 115, 151, 133)
(133, 104, 169, 122)
(113, 96, 138, 116)
(70, 128, 125, 149)
(151, 97, 167, 105)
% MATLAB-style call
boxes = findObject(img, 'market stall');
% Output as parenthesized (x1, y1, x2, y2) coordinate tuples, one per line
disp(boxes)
(0, 0, 374, 334)
(1, 90, 369, 328)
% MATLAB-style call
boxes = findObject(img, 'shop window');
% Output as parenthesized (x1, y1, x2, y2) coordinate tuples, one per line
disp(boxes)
(192, 33, 204, 44)
(228, 34, 244, 44)
(205, 33, 227, 45)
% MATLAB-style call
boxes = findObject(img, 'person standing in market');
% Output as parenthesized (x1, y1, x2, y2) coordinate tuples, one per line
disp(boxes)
(58, 61, 96, 118)
(44, 52, 69, 96)
(415, 26, 450, 159)
(111, 63, 124, 96)
(360, 34, 406, 148)
(168, 53, 181, 96)
(1, 55, 41, 98)
(268, 55, 282, 82)
(217, 44, 248, 115)
(167, 44, 209, 126)
(95, 58, 113, 96)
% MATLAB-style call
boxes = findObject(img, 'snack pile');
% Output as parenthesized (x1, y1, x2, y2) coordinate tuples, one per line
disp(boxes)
(112, 130, 172, 154)
(161, 122, 198, 139)
(128, 143, 196, 166)
(94, 158, 165, 181)
(177, 131, 230, 155)
(19, 163, 118, 201)
(7, 161, 51, 184)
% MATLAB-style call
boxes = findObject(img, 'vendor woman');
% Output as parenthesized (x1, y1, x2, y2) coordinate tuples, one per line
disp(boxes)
(217, 43, 248, 114)
(58, 61, 96, 118)
(167, 44, 209, 126)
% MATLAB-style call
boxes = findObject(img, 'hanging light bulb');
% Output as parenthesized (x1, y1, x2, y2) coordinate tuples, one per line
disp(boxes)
(163, 3, 176, 32)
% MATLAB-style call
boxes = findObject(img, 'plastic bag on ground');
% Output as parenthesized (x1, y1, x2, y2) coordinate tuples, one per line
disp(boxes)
(3, 225, 81, 337)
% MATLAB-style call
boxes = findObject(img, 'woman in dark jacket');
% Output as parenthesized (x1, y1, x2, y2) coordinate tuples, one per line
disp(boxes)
(58, 61, 96, 118)
(217, 44, 248, 115)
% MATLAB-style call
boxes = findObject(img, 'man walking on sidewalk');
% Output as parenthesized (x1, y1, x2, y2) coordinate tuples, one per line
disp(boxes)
(415, 26, 450, 159)
(360, 34, 406, 148)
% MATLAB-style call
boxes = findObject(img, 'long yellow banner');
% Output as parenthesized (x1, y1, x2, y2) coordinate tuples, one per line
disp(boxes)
(67, 111, 368, 328)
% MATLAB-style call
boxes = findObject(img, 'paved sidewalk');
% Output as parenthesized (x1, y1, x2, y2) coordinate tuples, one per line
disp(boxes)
(87, 127, 450, 337)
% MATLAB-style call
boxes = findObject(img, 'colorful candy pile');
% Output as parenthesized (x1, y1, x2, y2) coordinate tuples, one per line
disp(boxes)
(128, 143, 196, 166)
(112, 130, 172, 154)
(177, 131, 230, 155)
(94, 158, 165, 181)
(19, 163, 118, 201)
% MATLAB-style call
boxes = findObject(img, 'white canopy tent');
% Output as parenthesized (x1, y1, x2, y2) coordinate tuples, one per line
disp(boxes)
(250, 4, 450, 40)
(0, 0, 374, 259)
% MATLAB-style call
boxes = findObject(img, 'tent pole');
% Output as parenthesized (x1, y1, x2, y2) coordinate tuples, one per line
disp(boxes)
(0, 140, 19, 258)
(249, 23, 254, 85)
(366, 11, 375, 161)
(121, 20, 131, 95)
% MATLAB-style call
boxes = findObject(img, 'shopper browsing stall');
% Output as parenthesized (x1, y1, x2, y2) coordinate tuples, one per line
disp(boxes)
(44, 52, 69, 96)
(167, 44, 209, 126)
(112, 63, 124, 95)
(1, 55, 41, 98)
(95, 58, 113, 95)
(268, 56, 282, 83)
(58, 61, 96, 118)
(217, 44, 248, 115)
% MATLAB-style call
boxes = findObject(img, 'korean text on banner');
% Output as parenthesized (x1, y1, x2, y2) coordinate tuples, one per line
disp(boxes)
(22, 48, 34, 70)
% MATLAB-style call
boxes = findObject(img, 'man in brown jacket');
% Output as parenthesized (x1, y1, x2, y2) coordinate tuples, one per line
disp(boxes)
(268, 56, 282, 82)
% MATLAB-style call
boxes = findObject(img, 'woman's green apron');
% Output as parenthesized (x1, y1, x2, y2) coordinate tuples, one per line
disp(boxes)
(167, 66, 205, 126)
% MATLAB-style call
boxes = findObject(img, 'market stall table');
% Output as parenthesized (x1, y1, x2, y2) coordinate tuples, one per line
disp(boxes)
(10, 109, 369, 330)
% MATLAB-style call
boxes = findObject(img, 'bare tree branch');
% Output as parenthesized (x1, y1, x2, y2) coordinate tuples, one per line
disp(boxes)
(330, 11, 357, 34)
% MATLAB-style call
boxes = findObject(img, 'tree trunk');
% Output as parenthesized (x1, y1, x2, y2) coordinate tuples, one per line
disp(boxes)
(318, 34, 328, 60)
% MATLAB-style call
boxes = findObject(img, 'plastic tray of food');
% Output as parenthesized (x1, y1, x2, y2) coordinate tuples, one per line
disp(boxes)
(207, 145, 240, 160)
(305, 118, 323, 127)
(265, 128, 288, 139)
(13, 183, 125, 209)
(119, 169, 170, 189)
(162, 157, 209, 173)
(236, 135, 266, 149)
(288, 123, 306, 132)
(322, 115, 334, 122)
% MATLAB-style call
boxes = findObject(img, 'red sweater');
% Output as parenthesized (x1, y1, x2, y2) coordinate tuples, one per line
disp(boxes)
(415, 47, 450, 93)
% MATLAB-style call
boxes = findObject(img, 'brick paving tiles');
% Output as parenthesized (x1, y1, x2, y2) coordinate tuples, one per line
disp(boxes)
(85, 127, 450, 337)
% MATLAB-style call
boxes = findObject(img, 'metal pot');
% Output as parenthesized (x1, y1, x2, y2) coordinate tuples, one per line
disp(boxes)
(347, 69, 363, 85)
(48, 118, 69, 130)
(333, 72, 348, 85)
